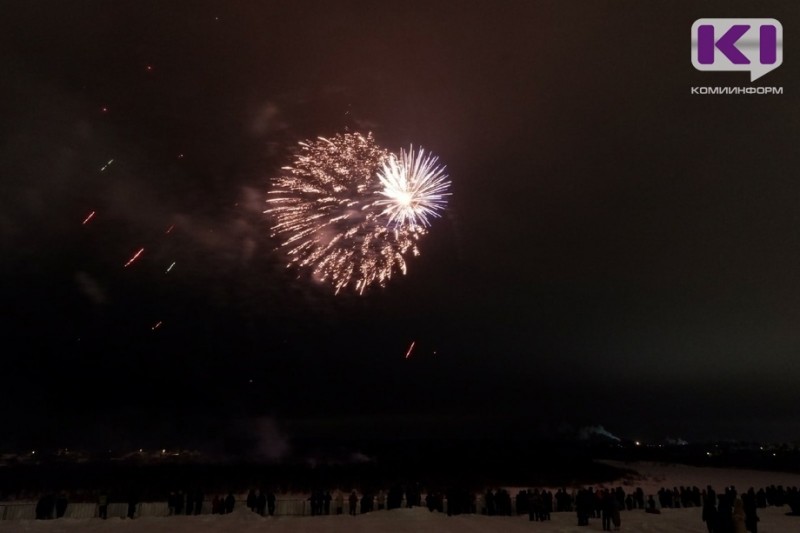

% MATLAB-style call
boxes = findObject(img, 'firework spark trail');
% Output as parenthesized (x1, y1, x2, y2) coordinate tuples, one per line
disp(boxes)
(405, 341, 416, 359)
(165, 261, 176, 273)
(165, 224, 175, 234)
(82, 211, 96, 225)
(151, 321, 162, 331)
(124, 247, 144, 267)
(99, 159, 114, 172)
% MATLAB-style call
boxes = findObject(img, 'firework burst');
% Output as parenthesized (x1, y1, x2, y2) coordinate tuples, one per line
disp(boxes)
(266, 132, 450, 294)
(376, 147, 450, 228)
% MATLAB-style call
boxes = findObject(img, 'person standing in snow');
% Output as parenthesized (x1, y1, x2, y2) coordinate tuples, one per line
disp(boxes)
(186, 489, 194, 515)
(485, 489, 495, 516)
(732, 497, 746, 533)
(35, 493, 54, 520)
(257, 489, 267, 516)
(601, 490, 614, 531)
(55, 491, 68, 518)
(335, 491, 344, 515)
(646, 495, 660, 514)
(349, 491, 358, 515)
(126, 489, 138, 519)
(703, 487, 718, 533)
(717, 493, 733, 533)
(377, 490, 386, 511)
(194, 489, 204, 515)
(174, 490, 184, 515)
(611, 495, 622, 531)
(742, 489, 759, 533)
(577, 488, 592, 525)
(360, 491, 372, 514)
(97, 491, 108, 520)
(247, 489, 257, 512)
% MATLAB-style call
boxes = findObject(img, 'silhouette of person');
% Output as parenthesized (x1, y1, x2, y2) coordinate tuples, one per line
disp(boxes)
(349, 491, 358, 515)
(98, 491, 108, 520)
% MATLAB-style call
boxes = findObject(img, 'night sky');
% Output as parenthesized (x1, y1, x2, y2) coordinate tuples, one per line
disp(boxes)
(2, 1, 799, 453)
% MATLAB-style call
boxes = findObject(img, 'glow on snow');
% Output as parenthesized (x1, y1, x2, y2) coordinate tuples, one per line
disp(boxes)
(266, 132, 450, 294)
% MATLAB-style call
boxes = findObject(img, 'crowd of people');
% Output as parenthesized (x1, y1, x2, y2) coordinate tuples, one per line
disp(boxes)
(24, 481, 800, 529)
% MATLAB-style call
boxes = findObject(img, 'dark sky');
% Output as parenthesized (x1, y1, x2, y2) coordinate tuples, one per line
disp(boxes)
(2, 1, 799, 451)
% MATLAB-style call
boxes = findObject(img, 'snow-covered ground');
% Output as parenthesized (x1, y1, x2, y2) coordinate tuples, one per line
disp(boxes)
(2, 461, 799, 532)
(2, 505, 800, 533)
(599, 460, 800, 493)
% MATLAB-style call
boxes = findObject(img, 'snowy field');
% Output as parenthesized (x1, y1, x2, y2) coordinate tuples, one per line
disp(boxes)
(3, 505, 800, 533)
(598, 460, 800, 494)
(2, 461, 800, 532)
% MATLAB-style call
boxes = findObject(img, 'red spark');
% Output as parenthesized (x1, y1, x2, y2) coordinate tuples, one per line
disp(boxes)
(405, 341, 416, 359)
(82, 211, 96, 225)
(151, 321, 162, 331)
(124, 247, 145, 267)
(165, 224, 175, 234)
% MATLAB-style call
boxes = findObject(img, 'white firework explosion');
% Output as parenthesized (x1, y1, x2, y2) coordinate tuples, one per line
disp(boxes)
(376, 147, 451, 228)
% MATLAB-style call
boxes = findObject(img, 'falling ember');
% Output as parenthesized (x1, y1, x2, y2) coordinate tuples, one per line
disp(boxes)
(124, 247, 145, 267)
(82, 211, 96, 225)
(165, 224, 175, 234)
(405, 341, 416, 359)
(100, 159, 114, 172)
(165, 261, 176, 273)
(151, 321, 162, 331)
